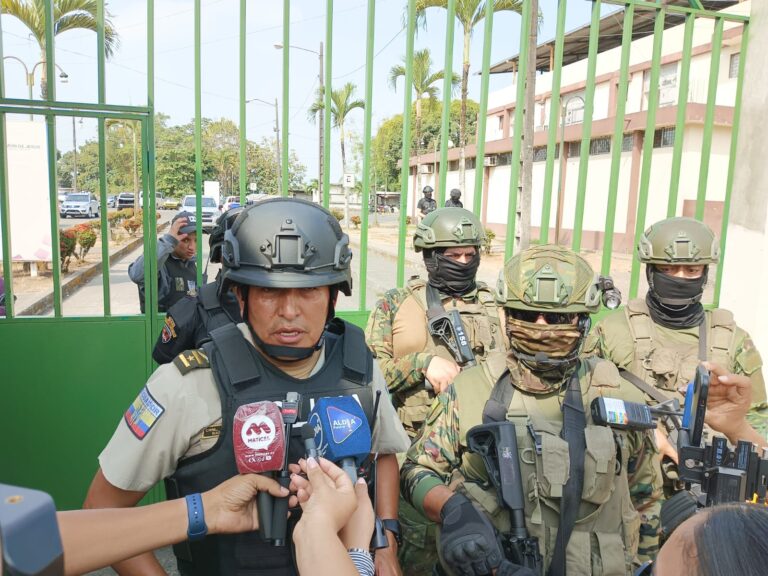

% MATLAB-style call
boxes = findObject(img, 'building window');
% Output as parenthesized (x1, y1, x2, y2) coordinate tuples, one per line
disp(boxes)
(653, 127, 675, 148)
(567, 141, 581, 158)
(533, 146, 548, 162)
(622, 133, 635, 152)
(498, 114, 504, 132)
(729, 53, 740, 79)
(643, 62, 678, 108)
(465, 157, 476, 170)
(448, 160, 459, 171)
(589, 137, 611, 156)
(496, 152, 512, 166)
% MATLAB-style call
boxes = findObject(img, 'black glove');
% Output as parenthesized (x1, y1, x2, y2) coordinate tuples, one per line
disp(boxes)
(496, 560, 537, 576)
(439, 493, 504, 576)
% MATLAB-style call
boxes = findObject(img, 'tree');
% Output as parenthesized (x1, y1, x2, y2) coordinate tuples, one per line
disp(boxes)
(1, 0, 119, 98)
(415, 0, 522, 192)
(308, 82, 365, 226)
(389, 48, 458, 192)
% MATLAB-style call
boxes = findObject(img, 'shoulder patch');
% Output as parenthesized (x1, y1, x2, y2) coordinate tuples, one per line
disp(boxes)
(161, 315, 177, 344)
(173, 348, 210, 375)
(124, 386, 165, 439)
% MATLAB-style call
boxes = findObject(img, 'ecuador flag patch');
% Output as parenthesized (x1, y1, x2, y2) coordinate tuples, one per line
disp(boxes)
(124, 387, 165, 440)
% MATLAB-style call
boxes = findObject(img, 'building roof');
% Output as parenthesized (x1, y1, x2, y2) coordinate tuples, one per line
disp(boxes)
(488, 0, 740, 75)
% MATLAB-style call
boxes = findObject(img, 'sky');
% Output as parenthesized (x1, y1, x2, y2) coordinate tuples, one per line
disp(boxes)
(1, 0, 613, 185)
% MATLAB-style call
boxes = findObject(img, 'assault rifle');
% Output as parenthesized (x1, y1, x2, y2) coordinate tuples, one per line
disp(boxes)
(466, 422, 542, 573)
(428, 309, 476, 368)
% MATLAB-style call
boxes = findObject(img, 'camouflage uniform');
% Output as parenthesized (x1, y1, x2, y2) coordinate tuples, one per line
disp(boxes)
(401, 245, 662, 575)
(365, 208, 504, 576)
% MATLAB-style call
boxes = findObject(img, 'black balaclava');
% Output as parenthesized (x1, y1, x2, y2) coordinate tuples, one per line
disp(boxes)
(424, 248, 480, 297)
(240, 285, 333, 362)
(645, 266, 707, 329)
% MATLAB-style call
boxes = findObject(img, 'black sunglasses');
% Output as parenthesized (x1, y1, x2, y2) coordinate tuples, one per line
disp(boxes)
(510, 310, 577, 325)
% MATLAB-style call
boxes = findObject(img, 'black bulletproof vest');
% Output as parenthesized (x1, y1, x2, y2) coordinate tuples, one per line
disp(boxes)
(165, 318, 374, 576)
(139, 255, 198, 313)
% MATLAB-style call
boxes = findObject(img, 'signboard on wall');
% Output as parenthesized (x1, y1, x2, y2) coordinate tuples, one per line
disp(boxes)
(0, 120, 52, 262)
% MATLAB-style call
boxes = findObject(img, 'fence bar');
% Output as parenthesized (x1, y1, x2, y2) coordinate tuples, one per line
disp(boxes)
(323, 0, 334, 209)
(504, 0, 532, 260)
(472, 1, 494, 217)
(96, 0, 111, 316)
(714, 21, 748, 307)
(438, 0, 457, 204)
(281, 0, 290, 197)
(239, 0, 247, 204)
(539, 0, 568, 244)
(667, 13, 694, 217)
(600, 2, 634, 277)
(0, 10, 12, 319)
(359, 0, 376, 311)
(194, 0, 203, 286)
(695, 16, 723, 221)
(629, 7, 666, 299)
(571, 0, 601, 252)
(397, 0, 417, 288)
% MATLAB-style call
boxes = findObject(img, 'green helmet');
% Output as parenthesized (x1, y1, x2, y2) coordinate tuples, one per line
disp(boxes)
(637, 217, 719, 265)
(497, 245, 603, 314)
(413, 207, 485, 253)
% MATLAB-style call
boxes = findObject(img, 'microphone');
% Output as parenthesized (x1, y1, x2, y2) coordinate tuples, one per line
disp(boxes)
(271, 392, 302, 547)
(301, 423, 319, 459)
(308, 396, 372, 482)
(233, 401, 285, 542)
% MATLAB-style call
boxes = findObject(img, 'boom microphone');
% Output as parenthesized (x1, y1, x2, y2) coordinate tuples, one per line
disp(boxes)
(308, 396, 372, 482)
(233, 401, 285, 542)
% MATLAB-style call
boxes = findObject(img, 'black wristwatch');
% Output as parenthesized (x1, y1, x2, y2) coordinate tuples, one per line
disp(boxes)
(381, 519, 402, 546)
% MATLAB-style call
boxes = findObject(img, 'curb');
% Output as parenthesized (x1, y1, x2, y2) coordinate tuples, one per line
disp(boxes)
(20, 222, 170, 316)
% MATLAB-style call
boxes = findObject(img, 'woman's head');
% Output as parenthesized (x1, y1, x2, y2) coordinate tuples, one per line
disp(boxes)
(654, 503, 768, 576)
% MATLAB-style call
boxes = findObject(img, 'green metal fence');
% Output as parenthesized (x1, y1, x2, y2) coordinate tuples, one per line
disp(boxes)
(0, 0, 749, 508)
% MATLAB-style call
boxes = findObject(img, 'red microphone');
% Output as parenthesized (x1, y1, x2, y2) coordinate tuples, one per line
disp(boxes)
(233, 401, 285, 541)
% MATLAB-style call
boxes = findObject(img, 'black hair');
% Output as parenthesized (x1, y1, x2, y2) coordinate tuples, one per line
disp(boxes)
(693, 504, 768, 576)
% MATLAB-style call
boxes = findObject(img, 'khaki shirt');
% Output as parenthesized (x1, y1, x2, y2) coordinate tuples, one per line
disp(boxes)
(100, 324, 410, 492)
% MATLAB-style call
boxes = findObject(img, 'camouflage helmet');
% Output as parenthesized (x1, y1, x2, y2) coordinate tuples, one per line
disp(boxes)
(220, 197, 352, 295)
(637, 217, 719, 265)
(497, 245, 603, 314)
(449, 188, 461, 199)
(413, 207, 485, 253)
(422, 185, 434, 195)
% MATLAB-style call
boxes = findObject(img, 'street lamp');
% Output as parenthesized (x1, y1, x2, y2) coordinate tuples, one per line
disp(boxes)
(274, 42, 323, 200)
(246, 97, 282, 195)
(555, 94, 585, 244)
(2, 56, 68, 119)
(72, 117, 83, 194)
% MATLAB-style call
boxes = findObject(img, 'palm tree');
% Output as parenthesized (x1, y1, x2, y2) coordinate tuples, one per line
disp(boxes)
(308, 82, 365, 226)
(389, 47, 458, 192)
(415, 0, 522, 192)
(1, 0, 119, 98)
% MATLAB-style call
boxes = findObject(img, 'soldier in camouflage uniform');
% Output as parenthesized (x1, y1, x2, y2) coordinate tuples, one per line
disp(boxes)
(365, 207, 505, 575)
(585, 217, 767, 506)
(401, 245, 662, 576)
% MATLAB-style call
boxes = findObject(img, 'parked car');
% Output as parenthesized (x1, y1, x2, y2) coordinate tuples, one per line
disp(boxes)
(139, 192, 164, 209)
(222, 195, 241, 212)
(162, 196, 181, 210)
(181, 195, 221, 233)
(60, 193, 100, 219)
(107, 195, 116, 208)
(116, 193, 135, 209)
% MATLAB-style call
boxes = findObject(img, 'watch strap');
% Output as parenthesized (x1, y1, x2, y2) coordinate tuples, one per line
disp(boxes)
(185, 493, 208, 542)
(381, 518, 402, 545)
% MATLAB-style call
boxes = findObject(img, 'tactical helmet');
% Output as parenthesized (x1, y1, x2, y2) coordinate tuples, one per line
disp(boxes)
(413, 207, 485, 253)
(497, 245, 603, 314)
(220, 198, 352, 295)
(422, 185, 434, 195)
(209, 206, 245, 264)
(637, 217, 719, 265)
(449, 188, 461, 200)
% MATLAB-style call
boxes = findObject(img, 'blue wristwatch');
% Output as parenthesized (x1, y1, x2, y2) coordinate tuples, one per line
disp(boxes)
(185, 493, 208, 541)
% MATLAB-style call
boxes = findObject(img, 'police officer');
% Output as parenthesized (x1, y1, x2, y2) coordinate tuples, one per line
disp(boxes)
(416, 186, 437, 223)
(401, 245, 661, 576)
(129, 210, 198, 313)
(84, 198, 410, 576)
(152, 208, 244, 364)
(444, 189, 462, 208)
(365, 207, 505, 575)
(585, 217, 767, 500)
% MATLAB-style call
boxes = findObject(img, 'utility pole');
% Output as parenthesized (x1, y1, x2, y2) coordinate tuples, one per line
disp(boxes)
(72, 117, 78, 194)
(275, 97, 282, 195)
(318, 41, 324, 203)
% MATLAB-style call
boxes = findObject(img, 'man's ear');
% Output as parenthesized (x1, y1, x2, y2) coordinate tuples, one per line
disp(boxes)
(233, 285, 246, 316)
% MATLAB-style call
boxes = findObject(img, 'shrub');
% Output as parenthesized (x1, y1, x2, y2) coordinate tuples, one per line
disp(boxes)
(405, 215, 412, 226)
(123, 218, 142, 236)
(77, 228, 98, 260)
(483, 229, 496, 255)
(330, 208, 343, 221)
(60, 229, 77, 272)
(350, 215, 361, 229)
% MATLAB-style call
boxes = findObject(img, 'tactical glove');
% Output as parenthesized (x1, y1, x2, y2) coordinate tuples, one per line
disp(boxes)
(439, 493, 504, 576)
(496, 560, 538, 576)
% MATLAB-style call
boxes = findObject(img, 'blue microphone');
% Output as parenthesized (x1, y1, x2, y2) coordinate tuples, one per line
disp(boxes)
(308, 396, 372, 482)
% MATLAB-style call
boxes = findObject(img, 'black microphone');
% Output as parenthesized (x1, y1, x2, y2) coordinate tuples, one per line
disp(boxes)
(271, 392, 301, 547)
(301, 423, 319, 459)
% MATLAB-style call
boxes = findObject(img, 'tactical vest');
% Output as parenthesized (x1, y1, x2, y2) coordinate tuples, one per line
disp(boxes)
(623, 299, 735, 396)
(396, 278, 504, 436)
(138, 255, 197, 313)
(451, 355, 642, 575)
(165, 319, 375, 576)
